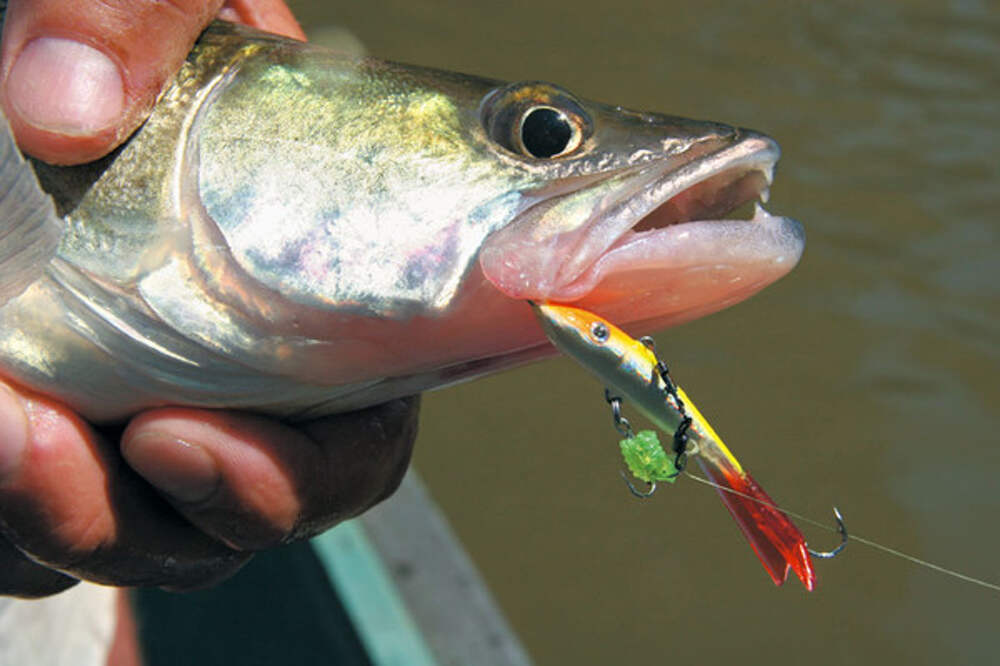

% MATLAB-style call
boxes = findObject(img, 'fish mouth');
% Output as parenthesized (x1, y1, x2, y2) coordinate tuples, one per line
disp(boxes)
(479, 130, 805, 326)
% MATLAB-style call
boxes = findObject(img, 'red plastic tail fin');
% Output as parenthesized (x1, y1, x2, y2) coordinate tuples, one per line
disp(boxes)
(696, 458, 816, 590)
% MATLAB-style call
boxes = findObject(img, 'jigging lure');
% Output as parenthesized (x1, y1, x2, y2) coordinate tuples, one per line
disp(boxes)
(533, 302, 846, 590)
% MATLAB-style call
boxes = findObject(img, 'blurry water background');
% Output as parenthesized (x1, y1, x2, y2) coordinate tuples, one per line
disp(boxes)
(292, 2, 999, 663)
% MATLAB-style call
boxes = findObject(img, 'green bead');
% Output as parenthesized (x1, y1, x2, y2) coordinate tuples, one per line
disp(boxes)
(619, 430, 679, 484)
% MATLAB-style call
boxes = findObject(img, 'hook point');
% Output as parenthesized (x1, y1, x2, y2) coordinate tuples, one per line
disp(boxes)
(619, 470, 657, 499)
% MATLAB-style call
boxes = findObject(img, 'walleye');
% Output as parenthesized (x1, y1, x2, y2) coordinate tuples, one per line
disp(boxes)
(532, 303, 817, 589)
(0, 20, 804, 422)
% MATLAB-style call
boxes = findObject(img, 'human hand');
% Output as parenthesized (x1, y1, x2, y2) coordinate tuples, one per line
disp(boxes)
(0, 1, 421, 599)
(1, 0, 305, 164)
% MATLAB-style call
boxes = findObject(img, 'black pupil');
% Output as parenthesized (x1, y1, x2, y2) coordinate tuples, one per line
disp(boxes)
(520, 107, 572, 158)
(591, 322, 609, 342)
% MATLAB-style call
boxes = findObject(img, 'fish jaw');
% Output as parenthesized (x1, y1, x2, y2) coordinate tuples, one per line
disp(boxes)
(479, 131, 804, 331)
(388, 129, 808, 398)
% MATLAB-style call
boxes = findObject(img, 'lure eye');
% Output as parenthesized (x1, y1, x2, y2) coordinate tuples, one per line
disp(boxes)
(481, 82, 591, 160)
(590, 321, 610, 343)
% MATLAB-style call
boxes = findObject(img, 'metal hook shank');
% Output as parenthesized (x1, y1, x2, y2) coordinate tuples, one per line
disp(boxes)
(808, 507, 848, 559)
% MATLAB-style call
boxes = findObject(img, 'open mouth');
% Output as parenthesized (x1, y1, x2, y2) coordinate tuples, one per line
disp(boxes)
(479, 130, 805, 310)
(632, 154, 772, 234)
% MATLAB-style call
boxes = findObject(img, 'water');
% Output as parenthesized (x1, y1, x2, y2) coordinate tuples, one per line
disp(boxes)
(291, 2, 999, 663)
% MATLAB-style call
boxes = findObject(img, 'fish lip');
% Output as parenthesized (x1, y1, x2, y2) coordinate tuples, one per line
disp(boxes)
(636, 129, 780, 202)
(554, 129, 780, 285)
(479, 129, 788, 300)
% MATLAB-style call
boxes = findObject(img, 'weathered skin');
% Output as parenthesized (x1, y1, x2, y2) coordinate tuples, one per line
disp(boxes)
(0, 21, 804, 422)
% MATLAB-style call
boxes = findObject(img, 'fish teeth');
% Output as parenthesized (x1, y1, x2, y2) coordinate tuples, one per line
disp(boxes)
(759, 186, 770, 204)
(763, 162, 775, 186)
(753, 201, 770, 221)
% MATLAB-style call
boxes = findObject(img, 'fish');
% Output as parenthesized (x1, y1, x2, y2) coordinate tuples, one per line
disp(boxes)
(0, 19, 804, 423)
(532, 302, 815, 589)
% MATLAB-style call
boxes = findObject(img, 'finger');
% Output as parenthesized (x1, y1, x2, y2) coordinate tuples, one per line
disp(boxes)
(0, 0, 303, 165)
(0, 381, 250, 589)
(122, 396, 420, 551)
(0, 534, 77, 598)
(0, 0, 225, 164)
(295, 396, 420, 536)
(220, 0, 306, 40)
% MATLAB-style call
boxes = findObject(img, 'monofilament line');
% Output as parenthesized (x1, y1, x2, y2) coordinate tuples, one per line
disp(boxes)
(683, 471, 1000, 593)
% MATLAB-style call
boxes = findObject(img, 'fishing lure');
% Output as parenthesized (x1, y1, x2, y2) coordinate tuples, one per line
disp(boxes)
(532, 302, 846, 590)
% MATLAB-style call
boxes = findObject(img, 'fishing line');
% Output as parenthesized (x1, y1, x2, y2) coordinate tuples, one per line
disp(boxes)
(681, 470, 1000, 593)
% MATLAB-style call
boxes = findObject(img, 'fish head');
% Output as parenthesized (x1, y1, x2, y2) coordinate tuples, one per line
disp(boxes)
(473, 81, 804, 331)
(194, 40, 801, 325)
(189, 36, 801, 382)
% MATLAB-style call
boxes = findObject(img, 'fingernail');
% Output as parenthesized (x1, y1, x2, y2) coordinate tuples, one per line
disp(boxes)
(123, 434, 219, 503)
(0, 386, 28, 483)
(6, 37, 124, 135)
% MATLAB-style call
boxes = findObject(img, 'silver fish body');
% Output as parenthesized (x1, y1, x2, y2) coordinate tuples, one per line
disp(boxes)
(0, 22, 804, 422)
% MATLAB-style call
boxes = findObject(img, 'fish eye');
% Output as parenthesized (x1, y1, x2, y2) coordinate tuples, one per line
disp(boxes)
(590, 321, 610, 343)
(519, 106, 576, 159)
(481, 82, 591, 160)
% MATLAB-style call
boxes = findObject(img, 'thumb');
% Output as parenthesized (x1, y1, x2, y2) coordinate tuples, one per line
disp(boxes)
(0, 0, 304, 166)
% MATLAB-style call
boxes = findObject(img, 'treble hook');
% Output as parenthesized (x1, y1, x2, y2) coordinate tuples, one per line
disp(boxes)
(619, 470, 658, 499)
(807, 507, 848, 559)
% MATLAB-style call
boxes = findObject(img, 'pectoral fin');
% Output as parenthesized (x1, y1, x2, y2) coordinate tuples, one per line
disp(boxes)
(0, 112, 63, 305)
